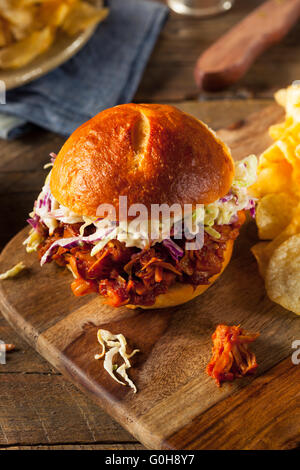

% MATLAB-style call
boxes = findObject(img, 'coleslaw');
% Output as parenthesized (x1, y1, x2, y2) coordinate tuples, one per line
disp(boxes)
(24, 155, 257, 261)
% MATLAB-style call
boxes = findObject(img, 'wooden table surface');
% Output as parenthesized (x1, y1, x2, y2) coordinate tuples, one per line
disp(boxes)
(0, 0, 299, 451)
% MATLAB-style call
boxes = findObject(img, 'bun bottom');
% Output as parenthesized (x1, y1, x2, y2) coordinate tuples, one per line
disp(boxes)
(126, 239, 234, 310)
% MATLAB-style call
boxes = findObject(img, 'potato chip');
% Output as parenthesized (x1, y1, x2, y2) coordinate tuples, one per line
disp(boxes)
(277, 137, 300, 166)
(251, 221, 299, 280)
(251, 242, 270, 279)
(266, 234, 300, 315)
(274, 87, 287, 108)
(270, 119, 300, 143)
(252, 232, 289, 280)
(0, 27, 53, 69)
(256, 192, 298, 240)
(252, 83, 300, 314)
(269, 117, 294, 141)
(289, 123, 300, 141)
(284, 83, 300, 123)
(62, 2, 109, 36)
(259, 142, 287, 165)
(261, 205, 300, 260)
(252, 159, 293, 197)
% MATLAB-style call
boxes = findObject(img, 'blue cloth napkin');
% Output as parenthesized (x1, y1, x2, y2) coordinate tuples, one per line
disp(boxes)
(0, 0, 168, 139)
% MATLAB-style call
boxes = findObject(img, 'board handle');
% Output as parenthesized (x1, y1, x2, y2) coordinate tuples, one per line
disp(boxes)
(194, 0, 300, 91)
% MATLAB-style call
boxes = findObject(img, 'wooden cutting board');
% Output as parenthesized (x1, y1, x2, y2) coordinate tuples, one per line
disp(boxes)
(0, 104, 299, 450)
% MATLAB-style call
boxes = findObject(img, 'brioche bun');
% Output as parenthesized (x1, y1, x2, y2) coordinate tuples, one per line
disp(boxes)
(126, 239, 234, 309)
(50, 103, 234, 218)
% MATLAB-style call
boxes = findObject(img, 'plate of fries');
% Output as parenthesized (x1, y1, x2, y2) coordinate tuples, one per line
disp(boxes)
(251, 81, 300, 315)
(0, 0, 108, 90)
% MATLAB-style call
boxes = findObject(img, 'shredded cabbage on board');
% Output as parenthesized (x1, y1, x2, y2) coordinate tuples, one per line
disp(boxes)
(95, 329, 139, 393)
(0, 262, 26, 280)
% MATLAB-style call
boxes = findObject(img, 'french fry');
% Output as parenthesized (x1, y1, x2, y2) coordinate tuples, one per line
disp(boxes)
(0, 27, 54, 69)
(62, 2, 109, 36)
(0, 16, 13, 47)
(38, 1, 71, 28)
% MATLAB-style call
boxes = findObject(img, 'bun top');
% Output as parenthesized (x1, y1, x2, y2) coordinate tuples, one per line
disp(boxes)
(50, 103, 234, 217)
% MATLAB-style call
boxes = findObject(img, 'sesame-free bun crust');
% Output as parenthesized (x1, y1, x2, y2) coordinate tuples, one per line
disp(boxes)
(127, 239, 233, 309)
(50, 104, 234, 217)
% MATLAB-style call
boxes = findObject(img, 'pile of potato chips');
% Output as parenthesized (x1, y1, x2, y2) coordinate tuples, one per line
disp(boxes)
(0, 0, 108, 69)
(251, 82, 300, 315)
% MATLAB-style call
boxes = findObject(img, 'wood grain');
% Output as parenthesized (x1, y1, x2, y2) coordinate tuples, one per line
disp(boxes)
(0, 373, 137, 446)
(0, 104, 299, 450)
(164, 357, 300, 450)
(2, 444, 145, 450)
(0, 316, 53, 373)
(0, 319, 140, 448)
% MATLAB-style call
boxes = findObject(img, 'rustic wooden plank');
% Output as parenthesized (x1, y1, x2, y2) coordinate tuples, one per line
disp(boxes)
(1, 444, 145, 450)
(0, 316, 139, 446)
(0, 374, 136, 446)
(0, 193, 41, 250)
(164, 357, 300, 450)
(136, 0, 300, 102)
(0, 130, 63, 172)
(0, 316, 53, 373)
(0, 171, 49, 195)
(172, 99, 273, 131)
(217, 104, 285, 159)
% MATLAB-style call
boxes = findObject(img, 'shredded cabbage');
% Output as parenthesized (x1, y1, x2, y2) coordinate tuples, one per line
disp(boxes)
(23, 229, 44, 253)
(203, 155, 257, 236)
(233, 155, 257, 188)
(0, 262, 26, 280)
(95, 329, 139, 393)
(25, 155, 257, 252)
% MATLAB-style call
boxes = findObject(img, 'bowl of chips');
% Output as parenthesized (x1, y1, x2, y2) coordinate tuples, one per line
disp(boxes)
(0, 0, 108, 90)
(251, 82, 300, 315)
